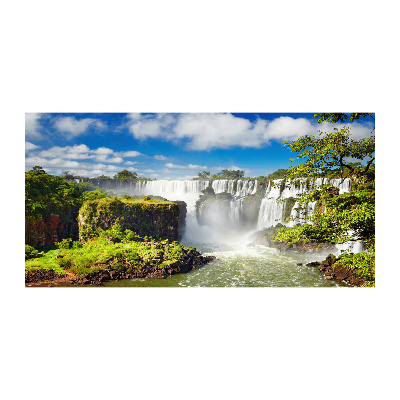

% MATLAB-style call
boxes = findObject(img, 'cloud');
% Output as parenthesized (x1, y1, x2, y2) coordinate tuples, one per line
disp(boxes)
(37, 144, 91, 160)
(125, 161, 139, 165)
(121, 150, 142, 157)
(165, 163, 208, 169)
(25, 142, 40, 152)
(154, 155, 167, 160)
(53, 116, 106, 138)
(25, 113, 43, 139)
(175, 174, 197, 180)
(25, 156, 80, 169)
(107, 156, 124, 164)
(143, 169, 156, 172)
(92, 147, 114, 155)
(128, 113, 175, 140)
(126, 113, 374, 151)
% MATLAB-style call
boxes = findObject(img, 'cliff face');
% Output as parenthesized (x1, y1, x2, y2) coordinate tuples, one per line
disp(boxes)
(196, 191, 234, 228)
(25, 213, 78, 247)
(78, 197, 185, 242)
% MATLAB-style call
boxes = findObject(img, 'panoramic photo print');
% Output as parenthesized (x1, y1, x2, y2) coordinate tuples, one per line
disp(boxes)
(25, 112, 375, 287)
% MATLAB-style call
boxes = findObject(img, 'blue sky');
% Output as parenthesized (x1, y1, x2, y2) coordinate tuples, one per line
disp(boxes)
(25, 113, 375, 180)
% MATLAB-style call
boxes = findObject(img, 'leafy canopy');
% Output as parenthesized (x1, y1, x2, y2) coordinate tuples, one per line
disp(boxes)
(114, 170, 138, 179)
(283, 126, 375, 181)
(195, 169, 245, 180)
(25, 167, 111, 220)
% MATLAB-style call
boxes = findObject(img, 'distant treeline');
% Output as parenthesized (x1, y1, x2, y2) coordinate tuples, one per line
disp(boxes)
(61, 169, 152, 181)
(194, 164, 375, 184)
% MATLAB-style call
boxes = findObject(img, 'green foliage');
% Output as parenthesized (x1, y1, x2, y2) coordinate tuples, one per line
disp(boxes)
(266, 169, 289, 180)
(313, 113, 374, 124)
(333, 252, 375, 287)
(114, 170, 138, 179)
(283, 126, 375, 180)
(197, 170, 211, 179)
(195, 169, 246, 180)
(55, 238, 73, 249)
(25, 228, 199, 278)
(212, 169, 245, 180)
(25, 167, 111, 221)
(25, 245, 39, 260)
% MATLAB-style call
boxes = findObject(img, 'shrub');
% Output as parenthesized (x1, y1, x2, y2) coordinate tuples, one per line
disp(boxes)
(25, 245, 38, 260)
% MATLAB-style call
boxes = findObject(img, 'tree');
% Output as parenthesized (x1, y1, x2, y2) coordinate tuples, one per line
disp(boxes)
(266, 168, 289, 180)
(62, 171, 75, 180)
(210, 169, 245, 180)
(114, 170, 138, 179)
(32, 166, 46, 174)
(313, 112, 374, 125)
(283, 126, 375, 181)
(197, 171, 211, 179)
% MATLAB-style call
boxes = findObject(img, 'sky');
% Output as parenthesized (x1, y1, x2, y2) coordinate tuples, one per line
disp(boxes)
(25, 113, 375, 180)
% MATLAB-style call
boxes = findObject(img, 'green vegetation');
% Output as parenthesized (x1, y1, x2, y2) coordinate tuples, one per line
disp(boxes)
(25, 224, 197, 279)
(195, 169, 245, 180)
(313, 112, 375, 125)
(114, 170, 138, 179)
(328, 252, 375, 287)
(25, 166, 111, 221)
(266, 168, 289, 180)
(25, 245, 39, 260)
(271, 113, 375, 286)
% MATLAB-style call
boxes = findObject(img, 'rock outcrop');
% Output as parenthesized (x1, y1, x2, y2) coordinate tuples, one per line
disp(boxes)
(78, 197, 186, 242)
(25, 213, 78, 247)
(306, 254, 365, 286)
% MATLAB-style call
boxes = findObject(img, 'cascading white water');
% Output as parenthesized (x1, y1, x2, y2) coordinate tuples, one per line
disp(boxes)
(255, 177, 362, 253)
(105, 177, 362, 253)
(121, 179, 257, 243)
(211, 179, 257, 197)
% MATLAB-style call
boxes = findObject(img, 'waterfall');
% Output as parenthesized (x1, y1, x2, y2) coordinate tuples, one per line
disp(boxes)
(256, 178, 352, 229)
(211, 179, 257, 197)
(93, 176, 363, 252)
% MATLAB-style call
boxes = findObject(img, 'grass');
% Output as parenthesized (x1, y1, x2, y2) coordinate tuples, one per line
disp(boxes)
(25, 226, 197, 279)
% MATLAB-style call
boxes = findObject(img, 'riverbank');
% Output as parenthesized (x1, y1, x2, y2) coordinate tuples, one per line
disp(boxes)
(25, 229, 215, 287)
(307, 252, 375, 287)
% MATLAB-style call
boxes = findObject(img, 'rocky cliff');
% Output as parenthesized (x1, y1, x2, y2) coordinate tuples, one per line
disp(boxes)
(25, 213, 79, 247)
(78, 197, 186, 242)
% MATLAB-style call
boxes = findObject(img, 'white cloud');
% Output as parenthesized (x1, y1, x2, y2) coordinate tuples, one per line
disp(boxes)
(53, 116, 106, 138)
(175, 174, 197, 180)
(165, 162, 207, 169)
(125, 161, 139, 165)
(126, 113, 374, 151)
(107, 156, 124, 164)
(25, 156, 80, 169)
(154, 155, 167, 160)
(25, 142, 40, 152)
(121, 150, 142, 157)
(128, 113, 175, 140)
(25, 113, 43, 139)
(92, 147, 114, 155)
(38, 145, 91, 160)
